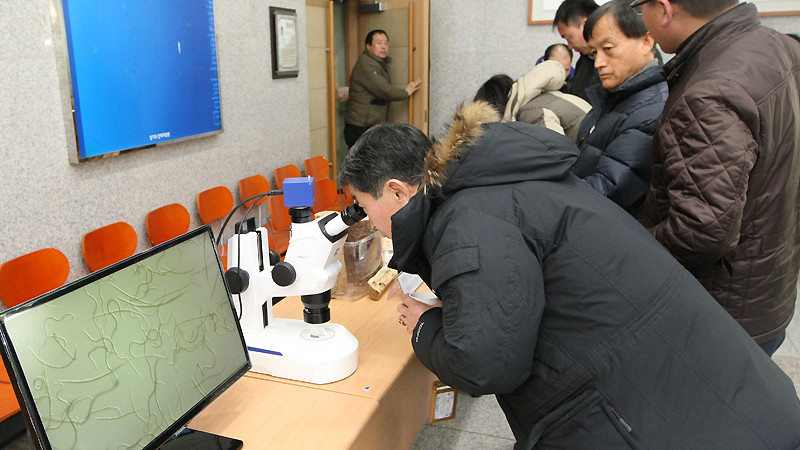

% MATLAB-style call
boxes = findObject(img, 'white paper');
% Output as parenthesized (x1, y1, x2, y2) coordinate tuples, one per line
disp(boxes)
(434, 391, 455, 420)
(398, 272, 424, 295)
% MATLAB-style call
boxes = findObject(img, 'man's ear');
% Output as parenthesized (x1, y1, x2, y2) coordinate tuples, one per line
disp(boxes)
(657, 0, 674, 27)
(642, 32, 656, 54)
(385, 179, 417, 203)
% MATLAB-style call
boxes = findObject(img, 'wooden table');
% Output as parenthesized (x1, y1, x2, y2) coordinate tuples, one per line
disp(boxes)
(189, 285, 437, 450)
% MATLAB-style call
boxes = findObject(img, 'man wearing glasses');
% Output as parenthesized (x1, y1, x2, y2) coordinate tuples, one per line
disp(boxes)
(636, 0, 800, 358)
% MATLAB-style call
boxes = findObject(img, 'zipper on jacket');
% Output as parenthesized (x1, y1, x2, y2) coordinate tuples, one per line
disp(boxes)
(608, 406, 632, 433)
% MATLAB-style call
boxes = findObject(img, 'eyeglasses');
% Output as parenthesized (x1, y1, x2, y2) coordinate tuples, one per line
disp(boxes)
(629, 0, 656, 9)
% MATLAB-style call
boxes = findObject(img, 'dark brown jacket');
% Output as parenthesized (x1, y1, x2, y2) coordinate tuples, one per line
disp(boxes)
(642, 4, 800, 343)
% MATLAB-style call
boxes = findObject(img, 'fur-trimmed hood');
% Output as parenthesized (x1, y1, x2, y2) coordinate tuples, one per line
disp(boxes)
(390, 101, 581, 282)
(423, 101, 580, 198)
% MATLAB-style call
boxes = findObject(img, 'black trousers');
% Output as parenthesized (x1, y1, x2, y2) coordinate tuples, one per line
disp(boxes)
(344, 123, 370, 148)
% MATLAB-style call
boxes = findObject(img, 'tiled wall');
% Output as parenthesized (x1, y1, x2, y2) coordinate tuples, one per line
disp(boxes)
(0, 0, 312, 282)
(429, 0, 800, 138)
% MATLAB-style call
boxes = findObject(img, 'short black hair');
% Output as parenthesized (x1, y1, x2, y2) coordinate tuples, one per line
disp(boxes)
(553, 0, 599, 28)
(787, 33, 800, 44)
(338, 123, 430, 199)
(474, 74, 514, 117)
(583, 0, 649, 43)
(365, 29, 388, 46)
(669, 0, 739, 19)
(544, 43, 573, 61)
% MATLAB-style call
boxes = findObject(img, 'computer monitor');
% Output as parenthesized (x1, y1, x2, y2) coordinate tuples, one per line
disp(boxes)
(0, 226, 250, 450)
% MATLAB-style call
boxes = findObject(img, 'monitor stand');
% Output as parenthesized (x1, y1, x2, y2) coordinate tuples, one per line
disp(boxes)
(160, 428, 243, 450)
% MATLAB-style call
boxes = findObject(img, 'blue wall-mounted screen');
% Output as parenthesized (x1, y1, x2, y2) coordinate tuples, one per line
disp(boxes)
(62, 0, 222, 160)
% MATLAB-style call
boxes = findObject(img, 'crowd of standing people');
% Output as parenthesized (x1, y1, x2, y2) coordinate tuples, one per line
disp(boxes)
(339, 1, 800, 448)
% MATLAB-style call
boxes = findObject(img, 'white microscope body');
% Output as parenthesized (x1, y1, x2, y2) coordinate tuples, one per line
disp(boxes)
(226, 203, 365, 384)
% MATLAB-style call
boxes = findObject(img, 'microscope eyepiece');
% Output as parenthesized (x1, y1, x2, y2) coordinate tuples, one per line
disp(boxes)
(319, 202, 367, 242)
(341, 203, 366, 226)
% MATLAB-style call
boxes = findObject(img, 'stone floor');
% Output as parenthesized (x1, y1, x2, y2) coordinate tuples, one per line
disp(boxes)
(3, 305, 800, 450)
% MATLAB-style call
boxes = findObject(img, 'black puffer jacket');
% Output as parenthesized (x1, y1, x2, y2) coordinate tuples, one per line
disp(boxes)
(390, 102, 800, 449)
(573, 63, 668, 219)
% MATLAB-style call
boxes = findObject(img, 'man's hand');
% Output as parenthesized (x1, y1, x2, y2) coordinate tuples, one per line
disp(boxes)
(397, 294, 440, 334)
(405, 79, 422, 96)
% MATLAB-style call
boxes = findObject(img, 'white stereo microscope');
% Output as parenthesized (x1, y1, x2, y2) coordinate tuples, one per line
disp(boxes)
(225, 178, 367, 384)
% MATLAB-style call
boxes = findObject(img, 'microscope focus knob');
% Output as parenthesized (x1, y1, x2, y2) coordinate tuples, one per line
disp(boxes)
(225, 267, 250, 294)
(272, 262, 296, 287)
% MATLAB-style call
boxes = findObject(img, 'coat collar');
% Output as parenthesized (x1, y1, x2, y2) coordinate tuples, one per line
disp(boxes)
(390, 102, 500, 279)
(362, 48, 392, 69)
(585, 62, 665, 111)
(663, 3, 760, 83)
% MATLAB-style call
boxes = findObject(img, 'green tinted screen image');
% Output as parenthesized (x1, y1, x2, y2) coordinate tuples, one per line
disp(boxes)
(3, 231, 247, 450)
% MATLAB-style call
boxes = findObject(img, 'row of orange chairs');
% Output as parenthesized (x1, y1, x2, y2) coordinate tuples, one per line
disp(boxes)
(1, 157, 351, 308)
(0, 157, 352, 427)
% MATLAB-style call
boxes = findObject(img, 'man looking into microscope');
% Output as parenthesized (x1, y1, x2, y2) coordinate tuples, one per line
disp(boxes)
(339, 106, 800, 449)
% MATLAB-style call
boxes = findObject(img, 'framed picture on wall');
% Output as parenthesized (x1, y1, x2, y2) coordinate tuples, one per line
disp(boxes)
(528, 0, 800, 25)
(270, 7, 299, 79)
(528, 0, 611, 25)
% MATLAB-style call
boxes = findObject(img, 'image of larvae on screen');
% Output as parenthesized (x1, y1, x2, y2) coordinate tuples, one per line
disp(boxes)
(0, 230, 249, 450)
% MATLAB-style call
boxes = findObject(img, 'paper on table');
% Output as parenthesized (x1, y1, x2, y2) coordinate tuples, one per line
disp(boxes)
(398, 272, 424, 295)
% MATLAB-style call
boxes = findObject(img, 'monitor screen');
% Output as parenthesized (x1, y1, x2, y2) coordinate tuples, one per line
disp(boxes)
(59, 0, 222, 161)
(0, 226, 249, 450)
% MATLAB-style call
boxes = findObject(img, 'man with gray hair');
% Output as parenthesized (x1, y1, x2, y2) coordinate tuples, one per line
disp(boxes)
(638, 0, 800, 356)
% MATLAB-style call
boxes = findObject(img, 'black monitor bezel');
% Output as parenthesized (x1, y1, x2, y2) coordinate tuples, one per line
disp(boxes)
(0, 225, 250, 450)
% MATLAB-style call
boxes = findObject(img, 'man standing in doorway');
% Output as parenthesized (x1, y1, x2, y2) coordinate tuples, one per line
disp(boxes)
(553, 0, 601, 102)
(344, 29, 421, 148)
(639, 0, 800, 356)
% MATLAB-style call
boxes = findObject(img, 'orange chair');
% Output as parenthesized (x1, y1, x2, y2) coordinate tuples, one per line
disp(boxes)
(239, 175, 272, 209)
(145, 203, 191, 246)
(0, 363, 18, 422)
(0, 248, 69, 309)
(0, 248, 71, 422)
(312, 178, 342, 214)
(197, 186, 234, 225)
(197, 186, 235, 269)
(82, 222, 138, 272)
(239, 175, 271, 228)
(239, 174, 286, 254)
(304, 155, 330, 180)
(267, 195, 291, 255)
(274, 164, 302, 190)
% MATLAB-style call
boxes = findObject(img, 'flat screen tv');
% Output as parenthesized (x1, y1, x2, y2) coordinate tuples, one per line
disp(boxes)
(54, 0, 223, 163)
(0, 226, 250, 450)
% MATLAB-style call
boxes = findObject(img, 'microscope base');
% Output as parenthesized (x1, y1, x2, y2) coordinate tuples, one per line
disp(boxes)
(244, 318, 358, 384)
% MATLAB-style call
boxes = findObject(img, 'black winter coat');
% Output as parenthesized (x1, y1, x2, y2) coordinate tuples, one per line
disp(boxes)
(562, 53, 600, 102)
(573, 64, 668, 220)
(390, 102, 800, 450)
